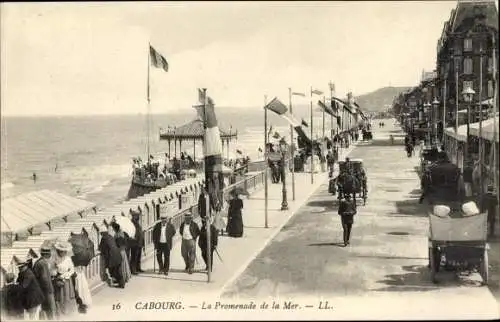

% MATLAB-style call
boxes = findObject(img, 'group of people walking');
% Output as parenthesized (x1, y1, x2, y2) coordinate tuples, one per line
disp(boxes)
(144, 188, 245, 276)
(1, 241, 92, 321)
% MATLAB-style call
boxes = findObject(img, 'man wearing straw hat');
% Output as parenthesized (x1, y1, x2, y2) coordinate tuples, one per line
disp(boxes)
(152, 213, 176, 275)
(179, 212, 200, 274)
(31, 246, 56, 319)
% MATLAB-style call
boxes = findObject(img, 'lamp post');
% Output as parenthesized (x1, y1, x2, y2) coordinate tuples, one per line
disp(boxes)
(462, 85, 475, 194)
(279, 138, 289, 211)
(462, 85, 475, 156)
(423, 101, 431, 144)
(432, 98, 440, 146)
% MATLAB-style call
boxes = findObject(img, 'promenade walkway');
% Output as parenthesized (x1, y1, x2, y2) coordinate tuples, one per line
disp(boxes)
(66, 143, 358, 320)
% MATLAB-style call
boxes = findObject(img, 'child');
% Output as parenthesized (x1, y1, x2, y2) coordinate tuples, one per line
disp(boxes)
(1, 273, 25, 320)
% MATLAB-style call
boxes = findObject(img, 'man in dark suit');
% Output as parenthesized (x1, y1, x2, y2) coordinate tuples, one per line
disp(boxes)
(31, 246, 57, 319)
(198, 187, 216, 220)
(129, 211, 145, 274)
(180, 213, 200, 274)
(16, 259, 45, 320)
(198, 220, 218, 272)
(1, 273, 24, 320)
(152, 214, 176, 275)
(98, 224, 125, 288)
(338, 194, 357, 247)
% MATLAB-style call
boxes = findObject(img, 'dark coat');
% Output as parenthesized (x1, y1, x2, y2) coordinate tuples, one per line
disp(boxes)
(17, 267, 45, 310)
(32, 257, 54, 295)
(1, 283, 25, 317)
(98, 232, 122, 269)
(152, 222, 176, 249)
(180, 221, 200, 240)
(338, 198, 357, 216)
(198, 224, 218, 251)
(198, 192, 216, 219)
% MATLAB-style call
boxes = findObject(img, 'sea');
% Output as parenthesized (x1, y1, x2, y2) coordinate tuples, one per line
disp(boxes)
(1, 107, 327, 209)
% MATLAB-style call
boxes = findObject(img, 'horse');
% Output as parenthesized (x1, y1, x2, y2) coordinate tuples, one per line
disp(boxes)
(337, 171, 360, 202)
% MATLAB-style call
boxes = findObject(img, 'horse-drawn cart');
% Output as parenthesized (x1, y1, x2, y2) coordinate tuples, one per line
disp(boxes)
(329, 159, 367, 205)
(428, 204, 489, 285)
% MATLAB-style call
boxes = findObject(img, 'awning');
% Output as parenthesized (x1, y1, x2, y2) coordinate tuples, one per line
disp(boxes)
(444, 125, 468, 142)
(1, 190, 95, 233)
(469, 116, 499, 143)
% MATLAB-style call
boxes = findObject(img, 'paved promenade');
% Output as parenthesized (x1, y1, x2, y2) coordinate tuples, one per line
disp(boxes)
(221, 123, 500, 320)
(66, 142, 357, 320)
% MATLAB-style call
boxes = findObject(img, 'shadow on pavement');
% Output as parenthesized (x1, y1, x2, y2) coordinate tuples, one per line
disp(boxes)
(373, 264, 484, 292)
(392, 199, 427, 217)
(306, 199, 339, 210)
(307, 242, 345, 247)
(355, 255, 426, 260)
(368, 140, 405, 147)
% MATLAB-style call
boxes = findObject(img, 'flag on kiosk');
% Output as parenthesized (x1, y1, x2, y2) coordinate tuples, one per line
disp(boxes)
(149, 45, 169, 72)
(264, 97, 312, 146)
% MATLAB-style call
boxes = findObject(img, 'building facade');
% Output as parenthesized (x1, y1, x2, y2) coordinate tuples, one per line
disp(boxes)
(435, 0, 498, 139)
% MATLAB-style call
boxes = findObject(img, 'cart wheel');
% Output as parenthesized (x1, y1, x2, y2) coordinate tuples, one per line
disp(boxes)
(480, 249, 489, 285)
(429, 248, 437, 284)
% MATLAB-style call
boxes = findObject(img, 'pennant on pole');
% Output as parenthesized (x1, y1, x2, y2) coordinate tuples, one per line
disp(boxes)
(292, 92, 306, 97)
(149, 45, 169, 72)
(317, 100, 335, 117)
(264, 97, 312, 146)
(311, 89, 323, 96)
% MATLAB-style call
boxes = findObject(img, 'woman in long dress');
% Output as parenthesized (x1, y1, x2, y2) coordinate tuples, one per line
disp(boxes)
(226, 191, 244, 238)
(111, 222, 132, 284)
(52, 241, 77, 317)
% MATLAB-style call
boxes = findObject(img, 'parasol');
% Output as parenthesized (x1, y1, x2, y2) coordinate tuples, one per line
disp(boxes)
(112, 215, 136, 238)
(68, 233, 95, 267)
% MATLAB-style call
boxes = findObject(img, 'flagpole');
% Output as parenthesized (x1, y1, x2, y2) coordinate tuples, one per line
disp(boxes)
(478, 42, 484, 207)
(202, 88, 212, 283)
(147, 43, 151, 163)
(310, 87, 314, 184)
(288, 88, 296, 201)
(491, 32, 498, 225)
(322, 96, 326, 139)
(264, 95, 269, 229)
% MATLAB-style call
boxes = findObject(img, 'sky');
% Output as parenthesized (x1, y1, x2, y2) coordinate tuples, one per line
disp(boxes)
(0, 1, 470, 116)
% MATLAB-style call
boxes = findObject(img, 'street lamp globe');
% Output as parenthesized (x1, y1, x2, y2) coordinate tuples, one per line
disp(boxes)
(462, 86, 475, 103)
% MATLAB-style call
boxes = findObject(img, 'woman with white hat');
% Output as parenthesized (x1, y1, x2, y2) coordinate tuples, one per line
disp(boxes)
(52, 240, 77, 316)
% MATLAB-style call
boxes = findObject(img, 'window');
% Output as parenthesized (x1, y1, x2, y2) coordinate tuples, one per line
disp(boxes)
(488, 57, 493, 73)
(488, 80, 494, 97)
(464, 38, 473, 52)
(464, 58, 473, 74)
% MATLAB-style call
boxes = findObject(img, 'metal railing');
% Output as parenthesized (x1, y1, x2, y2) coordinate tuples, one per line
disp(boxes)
(87, 163, 274, 290)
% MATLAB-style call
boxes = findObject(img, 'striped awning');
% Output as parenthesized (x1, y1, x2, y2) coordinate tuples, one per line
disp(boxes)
(1, 190, 95, 233)
(444, 125, 468, 142)
(470, 116, 499, 143)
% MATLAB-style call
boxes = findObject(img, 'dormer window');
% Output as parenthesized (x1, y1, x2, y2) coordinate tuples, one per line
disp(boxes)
(464, 38, 472, 52)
